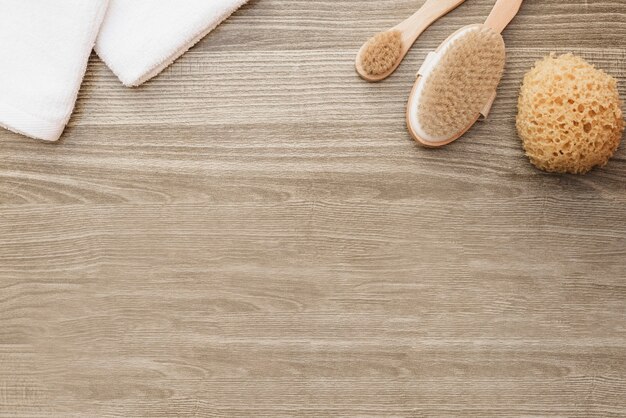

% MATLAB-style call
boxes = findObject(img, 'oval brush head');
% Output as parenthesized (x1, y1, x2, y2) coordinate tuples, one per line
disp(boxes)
(358, 31, 403, 77)
(407, 24, 506, 146)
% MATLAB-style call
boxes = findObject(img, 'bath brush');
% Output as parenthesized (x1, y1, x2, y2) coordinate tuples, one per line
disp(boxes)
(406, 0, 524, 147)
(355, 0, 467, 82)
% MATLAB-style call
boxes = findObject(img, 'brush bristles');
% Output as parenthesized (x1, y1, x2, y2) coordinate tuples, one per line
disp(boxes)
(360, 30, 403, 76)
(415, 26, 506, 140)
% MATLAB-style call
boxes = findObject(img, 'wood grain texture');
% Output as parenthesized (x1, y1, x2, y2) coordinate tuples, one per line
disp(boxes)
(1, 0, 625, 416)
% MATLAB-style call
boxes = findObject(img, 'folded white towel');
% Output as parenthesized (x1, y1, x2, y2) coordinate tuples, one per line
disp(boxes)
(96, 0, 249, 87)
(0, 0, 109, 142)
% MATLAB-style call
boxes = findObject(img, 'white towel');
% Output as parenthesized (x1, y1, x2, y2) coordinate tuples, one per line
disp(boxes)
(0, 0, 109, 142)
(96, 0, 249, 87)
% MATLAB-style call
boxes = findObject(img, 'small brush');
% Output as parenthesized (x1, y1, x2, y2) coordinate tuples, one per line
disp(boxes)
(406, 0, 524, 147)
(355, 0, 467, 82)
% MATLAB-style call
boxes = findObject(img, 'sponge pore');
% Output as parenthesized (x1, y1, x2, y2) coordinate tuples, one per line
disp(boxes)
(517, 53, 624, 174)
(360, 30, 403, 76)
(414, 25, 506, 141)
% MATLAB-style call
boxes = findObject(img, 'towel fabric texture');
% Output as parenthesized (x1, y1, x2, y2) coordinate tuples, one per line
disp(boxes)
(0, 0, 248, 141)
(96, 0, 249, 87)
(0, 0, 109, 142)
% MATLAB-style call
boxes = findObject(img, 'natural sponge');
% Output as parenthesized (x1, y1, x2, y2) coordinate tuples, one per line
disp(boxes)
(517, 53, 624, 174)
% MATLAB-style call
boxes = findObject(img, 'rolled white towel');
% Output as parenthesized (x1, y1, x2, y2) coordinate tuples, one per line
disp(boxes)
(96, 0, 249, 87)
(0, 0, 109, 142)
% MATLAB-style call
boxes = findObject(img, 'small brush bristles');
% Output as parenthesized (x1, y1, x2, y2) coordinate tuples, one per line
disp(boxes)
(415, 26, 506, 140)
(360, 30, 403, 76)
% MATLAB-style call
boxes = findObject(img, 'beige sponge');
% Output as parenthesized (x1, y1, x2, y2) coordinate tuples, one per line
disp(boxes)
(517, 54, 624, 174)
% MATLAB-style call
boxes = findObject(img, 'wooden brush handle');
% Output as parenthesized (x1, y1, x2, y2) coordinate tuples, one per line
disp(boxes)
(395, 0, 466, 43)
(484, 0, 524, 33)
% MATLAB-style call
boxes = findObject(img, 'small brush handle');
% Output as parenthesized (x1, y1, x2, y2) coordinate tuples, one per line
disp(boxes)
(484, 0, 524, 33)
(395, 0, 466, 44)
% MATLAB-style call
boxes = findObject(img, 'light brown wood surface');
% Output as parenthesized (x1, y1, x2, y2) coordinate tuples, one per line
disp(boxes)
(1, 0, 626, 416)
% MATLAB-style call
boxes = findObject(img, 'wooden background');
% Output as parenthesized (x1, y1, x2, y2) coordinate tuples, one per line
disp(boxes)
(1, 0, 625, 416)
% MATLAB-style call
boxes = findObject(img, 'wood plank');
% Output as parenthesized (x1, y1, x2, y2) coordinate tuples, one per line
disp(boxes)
(1, 0, 625, 416)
